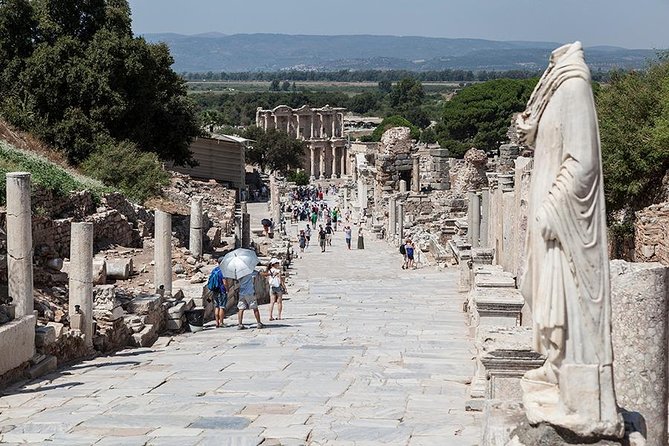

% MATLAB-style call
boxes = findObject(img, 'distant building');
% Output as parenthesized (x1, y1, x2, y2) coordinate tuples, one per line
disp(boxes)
(169, 134, 248, 196)
(256, 105, 349, 179)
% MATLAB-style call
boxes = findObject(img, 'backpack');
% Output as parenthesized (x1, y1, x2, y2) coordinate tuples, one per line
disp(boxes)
(399, 244, 406, 255)
(207, 267, 223, 292)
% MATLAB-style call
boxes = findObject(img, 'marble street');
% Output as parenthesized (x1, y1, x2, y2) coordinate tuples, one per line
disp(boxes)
(0, 201, 480, 445)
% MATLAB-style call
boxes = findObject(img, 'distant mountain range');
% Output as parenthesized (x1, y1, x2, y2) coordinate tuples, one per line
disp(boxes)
(142, 33, 659, 73)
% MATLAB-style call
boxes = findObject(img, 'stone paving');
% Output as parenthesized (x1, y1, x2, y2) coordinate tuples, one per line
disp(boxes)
(0, 201, 480, 445)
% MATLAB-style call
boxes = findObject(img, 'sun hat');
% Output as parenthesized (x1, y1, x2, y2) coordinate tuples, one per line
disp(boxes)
(269, 257, 280, 265)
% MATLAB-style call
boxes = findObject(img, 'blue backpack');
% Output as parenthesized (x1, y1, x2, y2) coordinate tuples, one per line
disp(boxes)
(207, 267, 225, 293)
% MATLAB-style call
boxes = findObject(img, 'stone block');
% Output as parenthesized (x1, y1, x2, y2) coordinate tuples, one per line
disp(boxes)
(127, 294, 162, 315)
(165, 318, 184, 331)
(0, 315, 36, 376)
(35, 325, 57, 348)
(471, 287, 524, 329)
(27, 354, 57, 379)
(106, 258, 133, 280)
(46, 321, 64, 339)
(474, 273, 515, 288)
(131, 323, 158, 347)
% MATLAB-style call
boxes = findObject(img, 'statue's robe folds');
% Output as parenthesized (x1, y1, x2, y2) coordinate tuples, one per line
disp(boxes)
(517, 42, 623, 437)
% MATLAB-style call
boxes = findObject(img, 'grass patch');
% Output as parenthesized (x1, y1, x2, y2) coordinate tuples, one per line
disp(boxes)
(0, 141, 111, 206)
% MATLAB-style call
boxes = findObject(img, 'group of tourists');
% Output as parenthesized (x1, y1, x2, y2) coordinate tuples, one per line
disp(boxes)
(399, 239, 417, 269)
(207, 257, 287, 330)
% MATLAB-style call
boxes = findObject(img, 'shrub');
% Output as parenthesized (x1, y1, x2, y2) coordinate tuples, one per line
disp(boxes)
(82, 141, 169, 203)
(286, 170, 309, 186)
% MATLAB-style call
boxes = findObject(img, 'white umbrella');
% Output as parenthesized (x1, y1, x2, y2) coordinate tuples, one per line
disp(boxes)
(219, 248, 259, 279)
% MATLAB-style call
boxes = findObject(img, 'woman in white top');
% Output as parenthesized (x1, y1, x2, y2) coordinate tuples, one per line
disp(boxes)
(265, 258, 286, 320)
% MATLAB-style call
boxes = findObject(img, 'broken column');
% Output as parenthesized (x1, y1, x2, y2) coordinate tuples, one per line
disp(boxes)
(399, 179, 407, 193)
(388, 196, 397, 243)
(610, 260, 668, 446)
(6, 172, 33, 318)
(472, 192, 481, 248)
(189, 196, 204, 258)
(154, 210, 172, 296)
(69, 222, 94, 347)
(397, 202, 405, 242)
(411, 155, 420, 193)
(467, 191, 476, 245)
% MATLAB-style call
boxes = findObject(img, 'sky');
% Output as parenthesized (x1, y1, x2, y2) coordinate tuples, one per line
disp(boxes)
(127, 0, 669, 49)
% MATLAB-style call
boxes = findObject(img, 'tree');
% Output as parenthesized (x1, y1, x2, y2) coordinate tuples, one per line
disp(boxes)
(597, 58, 669, 219)
(281, 80, 291, 91)
(378, 80, 392, 93)
(388, 78, 431, 128)
(436, 78, 537, 157)
(269, 79, 280, 91)
(243, 126, 305, 173)
(0, 0, 200, 165)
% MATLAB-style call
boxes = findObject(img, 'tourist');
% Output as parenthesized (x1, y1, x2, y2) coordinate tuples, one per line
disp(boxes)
(405, 239, 416, 269)
(311, 210, 318, 227)
(357, 227, 365, 250)
(207, 264, 230, 328)
(325, 222, 333, 246)
(332, 207, 338, 231)
(305, 224, 312, 248)
(344, 225, 352, 250)
(400, 241, 408, 269)
(237, 271, 264, 330)
(264, 258, 286, 321)
(298, 230, 306, 252)
(319, 225, 327, 252)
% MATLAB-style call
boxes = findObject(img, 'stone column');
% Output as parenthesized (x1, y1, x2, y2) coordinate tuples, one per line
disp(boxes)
(331, 114, 336, 138)
(343, 187, 349, 210)
(6, 172, 34, 318)
(241, 213, 251, 248)
(296, 115, 301, 139)
(610, 260, 668, 446)
(69, 222, 94, 347)
(399, 179, 407, 193)
(388, 196, 397, 242)
(310, 117, 315, 139)
(351, 155, 358, 182)
(319, 147, 326, 179)
(310, 147, 316, 179)
(471, 193, 481, 248)
(358, 179, 368, 210)
(467, 191, 476, 245)
(154, 210, 172, 296)
(499, 174, 515, 272)
(189, 196, 204, 258)
(340, 146, 346, 176)
(397, 202, 405, 242)
(411, 155, 420, 193)
(480, 189, 490, 248)
(331, 146, 337, 179)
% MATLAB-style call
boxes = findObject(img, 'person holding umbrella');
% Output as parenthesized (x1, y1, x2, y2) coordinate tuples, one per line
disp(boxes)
(219, 248, 265, 330)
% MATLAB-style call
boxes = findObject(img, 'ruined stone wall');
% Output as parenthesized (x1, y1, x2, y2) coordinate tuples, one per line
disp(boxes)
(634, 203, 669, 264)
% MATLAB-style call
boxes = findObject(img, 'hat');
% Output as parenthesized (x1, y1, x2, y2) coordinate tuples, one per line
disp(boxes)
(269, 258, 280, 265)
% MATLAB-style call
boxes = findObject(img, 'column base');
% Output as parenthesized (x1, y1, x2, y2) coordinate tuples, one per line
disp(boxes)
(331, 174, 338, 179)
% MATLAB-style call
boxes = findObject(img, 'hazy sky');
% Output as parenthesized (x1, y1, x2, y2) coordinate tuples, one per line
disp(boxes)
(128, 0, 669, 49)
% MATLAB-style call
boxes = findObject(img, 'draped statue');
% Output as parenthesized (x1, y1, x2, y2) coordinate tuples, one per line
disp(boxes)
(516, 42, 623, 438)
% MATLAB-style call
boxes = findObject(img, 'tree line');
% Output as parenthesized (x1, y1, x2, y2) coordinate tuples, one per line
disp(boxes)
(182, 69, 611, 83)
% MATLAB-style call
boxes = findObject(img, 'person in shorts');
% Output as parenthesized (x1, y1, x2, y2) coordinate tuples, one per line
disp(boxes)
(305, 224, 311, 248)
(325, 222, 333, 246)
(263, 258, 286, 320)
(237, 270, 264, 330)
(209, 265, 231, 328)
(405, 239, 416, 269)
(319, 225, 327, 252)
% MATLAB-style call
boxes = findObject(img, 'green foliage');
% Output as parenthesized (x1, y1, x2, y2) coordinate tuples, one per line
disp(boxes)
(435, 78, 538, 157)
(0, 0, 199, 166)
(286, 170, 309, 186)
(81, 140, 169, 202)
(597, 59, 669, 217)
(269, 79, 280, 91)
(370, 116, 420, 141)
(0, 141, 109, 205)
(241, 126, 305, 173)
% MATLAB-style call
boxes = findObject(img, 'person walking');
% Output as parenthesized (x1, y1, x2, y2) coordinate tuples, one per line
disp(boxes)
(399, 241, 408, 269)
(344, 225, 352, 250)
(325, 222, 333, 246)
(357, 227, 365, 250)
(207, 264, 230, 328)
(319, 225, 327, 253)
(405, 239, 416, 269)
(264, 258, 286, 321)
(298, 230, 306, 253)
(305, 224, 312, 248)
(237, 270, 264, 330)
(311, 210, 318, 227)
